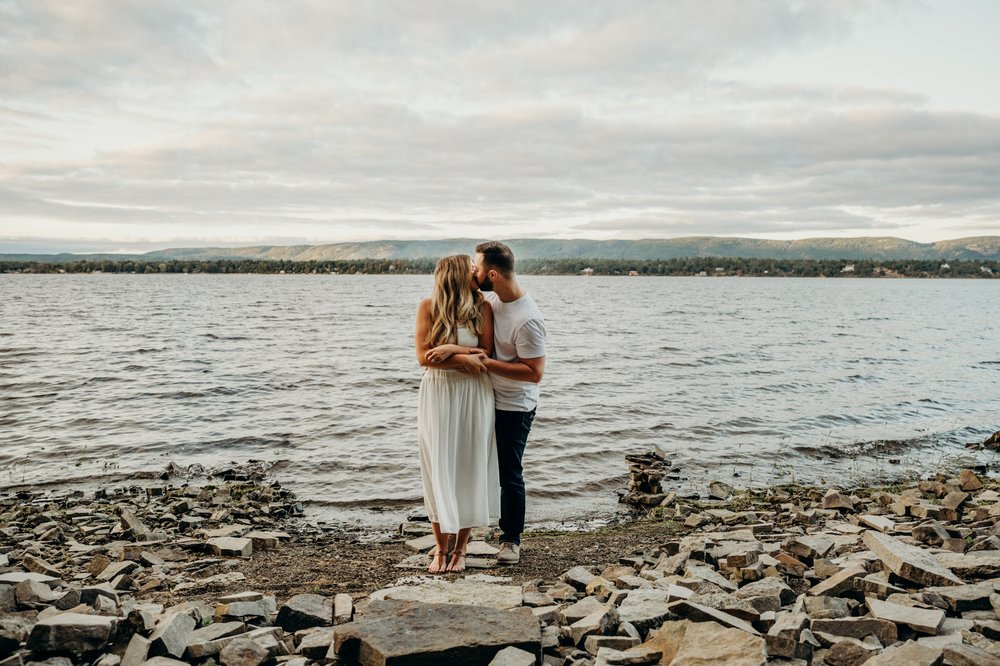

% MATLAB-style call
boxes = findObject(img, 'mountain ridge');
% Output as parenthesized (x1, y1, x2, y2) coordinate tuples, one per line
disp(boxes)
(3, 236, 999, 262)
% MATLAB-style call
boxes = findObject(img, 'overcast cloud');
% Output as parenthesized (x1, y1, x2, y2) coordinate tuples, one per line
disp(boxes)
(1, 0, 998, 252)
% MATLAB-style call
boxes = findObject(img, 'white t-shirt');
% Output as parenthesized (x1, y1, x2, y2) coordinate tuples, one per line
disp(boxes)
(483, 290, 546, 412)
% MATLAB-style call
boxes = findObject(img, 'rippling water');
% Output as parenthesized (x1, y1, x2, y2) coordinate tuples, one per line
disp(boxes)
(1, 274, 998, 532)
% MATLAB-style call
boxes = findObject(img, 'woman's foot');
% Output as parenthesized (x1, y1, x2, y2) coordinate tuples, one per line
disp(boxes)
(447, 548, 467, 573)
(428, 548, 449, 574)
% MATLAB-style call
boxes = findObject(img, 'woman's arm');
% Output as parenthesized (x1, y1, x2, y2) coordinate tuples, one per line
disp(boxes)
(415, 300, 487, 374)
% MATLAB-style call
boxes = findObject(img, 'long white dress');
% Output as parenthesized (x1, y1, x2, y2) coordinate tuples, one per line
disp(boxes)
(418, 326, 499, 533)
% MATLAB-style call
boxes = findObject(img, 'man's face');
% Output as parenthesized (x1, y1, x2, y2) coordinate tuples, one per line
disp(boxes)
(473, 253, 494, 292)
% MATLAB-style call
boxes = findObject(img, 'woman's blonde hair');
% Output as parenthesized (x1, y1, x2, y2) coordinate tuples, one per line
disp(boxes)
(427, 254, 485, 347)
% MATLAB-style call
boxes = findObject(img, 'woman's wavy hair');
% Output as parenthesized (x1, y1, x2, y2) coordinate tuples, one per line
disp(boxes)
(427, 254, 485, 347)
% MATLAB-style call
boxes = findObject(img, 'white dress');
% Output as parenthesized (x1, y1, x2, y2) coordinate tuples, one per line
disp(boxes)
(418, 326, 499, 533)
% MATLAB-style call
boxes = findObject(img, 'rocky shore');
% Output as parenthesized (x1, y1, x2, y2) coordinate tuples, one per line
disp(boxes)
(4, 447, 1000, 665)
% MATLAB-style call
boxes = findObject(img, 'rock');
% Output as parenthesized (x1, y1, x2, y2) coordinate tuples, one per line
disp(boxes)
(615, 589, 673, 633)
(570, 606, 620, 646)
(564, 566, 598, 591)
(15, 579, 58, 605)
(148, 611, 196, 658)
(822, 490, 855, 511)
(594, 645, 663, 665)
(803, 596, 854, 619)
(119, 509, 154, 540)
(121, 634, 151, 666)
(331, 600, 540, 664)
(96, 561, 139, 582)
(584, 635, 640, 655)
(142, 659, 188, 666)
(561, 596, 609, 625)
(243, 530, 289, 550)
(941, 491, 970, 511)
(189, 621, 246, 644)
(667, 600, 760, 635)
(216, 596, 277, 620)
(921, 582, 996, 612)
(943, 643, 1000, 666)
(863, 531, 963, 587)
(860, 515, 896, 533)
(26, 613, 118, 654)
(489, 646, 536, 665)
(207, 537, 253, 558)
(810, 617, 897, 646)
(959, 469, 984, 492)
(670, 621, 767, 666)
(684, 563, 737, 592)
(0, 615, 32, 655)
(370, 577, 523, 610)
(823, 640, 877, 666)
(864, 639, 944, 665)
(809, 564, 866, 597)
(765, 612, 810, 659)
(185, 627, 282, 660)
(866, 597, 945, 635)
(276, 593, 332, 631)
(785, 535, 835, 561)
(297, 628, 334, 659)
(219, 637, 270, 666)
(934, 551, 1000, 580)
(709, 481, 733, 500)
(0, 584, 14, 612)
(334, 593, 353, 624)
(733, 576, 796, 606)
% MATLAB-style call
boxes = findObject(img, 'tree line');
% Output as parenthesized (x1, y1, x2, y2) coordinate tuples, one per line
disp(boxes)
(1, 257, 997, 278)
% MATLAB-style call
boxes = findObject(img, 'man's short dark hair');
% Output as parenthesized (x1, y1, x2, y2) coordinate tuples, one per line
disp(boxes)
(475, 241, 515, 277)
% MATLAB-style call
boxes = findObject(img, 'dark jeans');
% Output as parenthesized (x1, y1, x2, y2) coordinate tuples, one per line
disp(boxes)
(496, 408, 536, 546)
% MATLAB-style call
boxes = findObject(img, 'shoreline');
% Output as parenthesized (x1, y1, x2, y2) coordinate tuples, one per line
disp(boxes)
(4, 445, 1000, 664)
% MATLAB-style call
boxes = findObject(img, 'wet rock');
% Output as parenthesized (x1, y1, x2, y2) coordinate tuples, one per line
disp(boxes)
(331, 600, 540, 664)
(959, 469, 984, 492)
(863, 531, 963, 587)
(26, 613, 118, 655)
(276, 593, 332, 631)
(709, 481, 733, 500)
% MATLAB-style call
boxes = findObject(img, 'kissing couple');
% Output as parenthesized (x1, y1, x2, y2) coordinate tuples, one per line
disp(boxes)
(414, 241, 546, 573)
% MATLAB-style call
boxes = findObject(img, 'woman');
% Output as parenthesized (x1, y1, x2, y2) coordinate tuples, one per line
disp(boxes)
(414, 254, 499, 573)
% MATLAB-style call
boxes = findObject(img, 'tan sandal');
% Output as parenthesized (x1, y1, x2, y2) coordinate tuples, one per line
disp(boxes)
(428, 547, 449, 574)
(447, 548, 467, 573)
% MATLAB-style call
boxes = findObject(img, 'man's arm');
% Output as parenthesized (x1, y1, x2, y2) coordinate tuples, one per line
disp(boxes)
(415, 299, 487, 374)
(482, 355, 545, 383)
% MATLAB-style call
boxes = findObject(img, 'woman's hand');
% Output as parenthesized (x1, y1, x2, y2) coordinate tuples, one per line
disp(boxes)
(424, 344, 487, 364)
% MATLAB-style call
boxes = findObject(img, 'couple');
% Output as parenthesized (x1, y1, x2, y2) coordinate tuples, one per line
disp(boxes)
(414, 241, 546, 573)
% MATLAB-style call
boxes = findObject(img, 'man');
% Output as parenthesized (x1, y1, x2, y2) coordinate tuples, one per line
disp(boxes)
(472, 241, 546, 565)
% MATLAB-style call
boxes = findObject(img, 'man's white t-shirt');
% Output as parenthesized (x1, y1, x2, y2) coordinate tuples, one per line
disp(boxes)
(483, 291, 546, 412)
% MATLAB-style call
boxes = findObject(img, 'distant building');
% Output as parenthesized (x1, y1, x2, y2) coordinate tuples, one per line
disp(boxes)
(940, 263, 950, 270)
(698, 271, 708, 277)
(982, 266, 994, 275)
(580, 267, 594, 275)
(841, 264, 855, 273)
(714, 267, 725, 273)
(628, 270, 640, 276)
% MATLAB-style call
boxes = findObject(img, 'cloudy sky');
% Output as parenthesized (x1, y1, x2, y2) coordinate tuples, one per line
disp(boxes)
(1, 0, 998, 253)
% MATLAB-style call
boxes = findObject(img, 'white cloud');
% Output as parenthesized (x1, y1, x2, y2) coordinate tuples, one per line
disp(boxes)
(0, 0, 997, 252)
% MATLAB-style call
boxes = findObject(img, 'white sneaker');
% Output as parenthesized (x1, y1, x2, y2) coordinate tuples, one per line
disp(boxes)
(497, 542, 521, 564)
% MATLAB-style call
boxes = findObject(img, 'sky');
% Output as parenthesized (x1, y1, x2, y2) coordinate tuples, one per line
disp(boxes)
(1, 0, 999, 254)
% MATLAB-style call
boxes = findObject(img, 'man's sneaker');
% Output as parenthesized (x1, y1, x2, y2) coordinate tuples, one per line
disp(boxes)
(497, 542, 521, 565)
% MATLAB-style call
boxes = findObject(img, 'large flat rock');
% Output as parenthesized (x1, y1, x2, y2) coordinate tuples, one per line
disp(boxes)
(670, 621, 766, 666)
(863, 531, 962, 587)
(370, 577, 522, 610)
(865, 597, 944, 635)
(27, 612, 118, 654)
(331, 600, 540, 665)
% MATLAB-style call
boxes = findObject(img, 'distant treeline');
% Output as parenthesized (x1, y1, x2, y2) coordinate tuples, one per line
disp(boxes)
(1, 257, 998, 278)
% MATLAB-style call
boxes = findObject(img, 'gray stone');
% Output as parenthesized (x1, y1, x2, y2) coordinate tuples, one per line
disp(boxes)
(207, 537, 253, 558)
(670, 620, 766, 666)
(142, 659, 188, 666)
(370, 577, 522, 610)
(0, 572, 60, 588)
(121, 634, 150, 666)
(860, 515, 896, 532)
(216, 596, 277, 619)
(15, 579, 58, 605)
(26, 613, 118, 654)
(189, 621, 246, 644)
(934, 551, 1000, 580)
(584, 635, 640, 655)
(489, 645, 537, 665)
(276, 593, 332, 631)
(803, 596, 854, 619)
(866, 597, 945, 635)
(942, 643, 1000, 666)
(0, 584, 14, 612)
(684, 563, 737, 592)
(564, 566, 598, 591)
(296, 628, 334, 659)
(0, 615, 32, 655)
(785, 535, 835, 560)
(864, 640, 944, 665)
(334, 593, 353, 624)
(96, 561, 139, 582)
(185, 627, 282, 660)
(148, 611, 196, 658)
(666, 600, 760, 635)
(810, 617, 897, 646)
(616, 589, 673, 633)
(595, 645, 663, 665)
(570, 606, 620, 646)
(733, 576, 796, 606)
(922, 582, 997, 612)
(560, 596, 608, 625)
(808, 563, 866, 596)
(864, 531, 963, 587)
(219, 637, 269, 666)
(331, 600, 540, 664)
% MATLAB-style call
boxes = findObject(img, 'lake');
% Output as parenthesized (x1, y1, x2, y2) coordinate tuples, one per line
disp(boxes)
(1, 274, 998, 533)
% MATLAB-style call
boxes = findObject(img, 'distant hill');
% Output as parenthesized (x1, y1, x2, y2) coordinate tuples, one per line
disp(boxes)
(4, 236, 1000, 263)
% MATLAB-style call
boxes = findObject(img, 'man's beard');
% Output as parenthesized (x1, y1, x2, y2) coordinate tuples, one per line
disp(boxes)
(476, 274, 494, 292)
